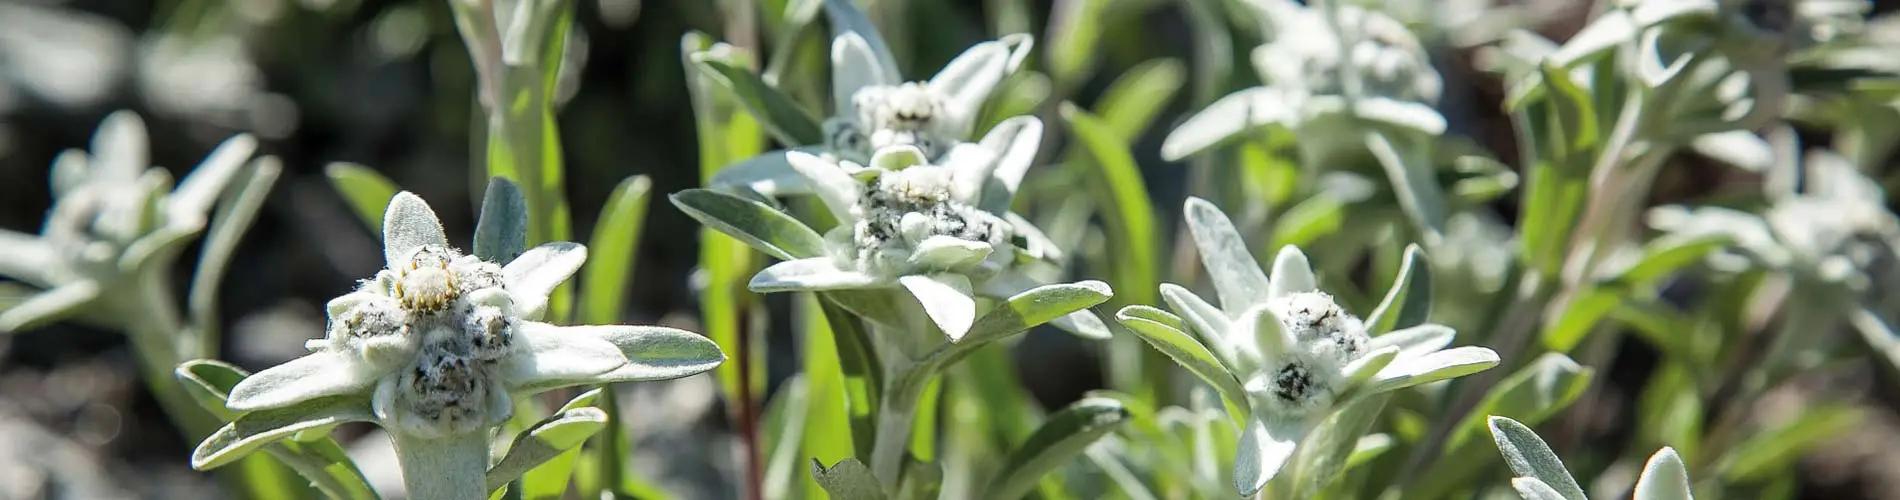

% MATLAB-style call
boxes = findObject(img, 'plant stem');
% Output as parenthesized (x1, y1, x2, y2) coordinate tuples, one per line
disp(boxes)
(739, 323, 764, 500)
(597, 387, 628, 495)
(393, 431, 491, 500)
(869, 368, 924, 489)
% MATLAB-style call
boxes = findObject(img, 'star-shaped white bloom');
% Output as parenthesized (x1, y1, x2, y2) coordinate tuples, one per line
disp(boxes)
(193, 192, 723, 470)
(1161, 0, 1446, 163)
(1118, 198, 1499, 496)
(0, 111, 255, 332)
(740, 123, 1101, 341)
(709, 0, 1033, 197)
(1649, 148, 1897, 291)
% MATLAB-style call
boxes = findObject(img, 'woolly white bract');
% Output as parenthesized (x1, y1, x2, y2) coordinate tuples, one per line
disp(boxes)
(189, 192, 724, 498)
(1119, 198, 1499, 496)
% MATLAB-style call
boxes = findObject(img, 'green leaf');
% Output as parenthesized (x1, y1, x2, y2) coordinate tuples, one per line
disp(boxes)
(685, 30, 771, 408)
(919, 281, 1114, 374)
(984, 397, 1130, 500)
(189, 157, 278, 356)
(192, 394, 375, 471)
(175, 359, 251, 421)
(1512, 477, 1572, 500)
(1365, 244, 1433, 335)
(690, 55, 825, 146)
(817, 297, 881, 459)
(324, 162, 399, 231)
(1094, 59, 1186, 142)
(1061, 103, 1159, 314)
(1283, 394, 1390, 497)
(269, 437, 381, 500)
(797, 297, 859, 499)
(762, 374, 812, 500)
(173, 360, 378, 500)
(1634, 447, 1693, 500)
(1543, 287, 1620, 353)
(1488, 416, 1586, 500)
(811, 458, 883, 500)
(1365, 132, 1448, 239)
(1046, 0, 1113, 89)
(1603, 233, 1730, 287)
(1114, 305, 1248, 413)
(475, 177, 529, 263)
(488, 407, 610, 495)
(670, 188, 827, 261)
(1064, 100, 1162, 399)
(1538, 62, 1600, 158)
(581, 176, 652, 325)
(1720, 405, 1861, 482)
(1269, 194, 1346, 250)
(1447, 354, 1594, 450)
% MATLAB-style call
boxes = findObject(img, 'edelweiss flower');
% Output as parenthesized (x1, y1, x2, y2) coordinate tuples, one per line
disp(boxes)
(743, 130, 1103, 341)
(0, 111, 254, 332)
(709, 0, 1033, 196)
(1162, 0, 1446, 163)
(1118, 198, 1499, 495)
(190, 192, 723, 487)
(1649, 148, 1898, 292)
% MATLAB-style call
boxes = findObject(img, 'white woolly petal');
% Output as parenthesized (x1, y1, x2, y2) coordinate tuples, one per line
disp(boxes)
(226, 350, 382, 412)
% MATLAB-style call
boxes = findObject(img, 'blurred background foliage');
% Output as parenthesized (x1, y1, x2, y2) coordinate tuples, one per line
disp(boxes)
(2, 0, 1900, 498)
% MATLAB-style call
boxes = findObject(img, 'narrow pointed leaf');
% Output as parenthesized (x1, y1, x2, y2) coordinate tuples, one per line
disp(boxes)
(193, 395, 375, 470)
(1512, 477, 1571, 500)
(1489, 416, 1587, 500)
(1116, 306, 1248, 412)
(1366, 324, 1455, 360)
(1159, 283, 1235, 363)
(0, 280, 99, 333)
(584, 324, 727, 382)
(1634, 447, 1693, 500)
(325, 163, 400, 231)
(984, 397, 1130, 500)
(1266, 246, 1315, 299)
(1367, 346, 1500, 393)
(920, 281, 1113, 373)
(580, 176, 652, 325)
(671, 188, 827, 261)
(474, 177, 529, 263)
(692, 56, 824, 146)
(487, 407, 609, 493)
(1365, 132, 1448, 239)
(174, 360, 379, 500)
(1365, 244, 1433, 334)
(171, 134, 259, 219)
(1235, 417, 1303, 496)
(811, 458, 883, 500)
(1181, 197, 1270, 313)
(189, 158, 278, 348)
(899, 274, 977, 341)
(381, 192, 448, 268)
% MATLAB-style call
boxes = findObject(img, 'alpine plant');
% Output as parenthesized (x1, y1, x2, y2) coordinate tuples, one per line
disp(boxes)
(0, 111, 256, 332)
(709, 0, 1033, 197)
(682, 124, 1104, 343)
(188, 192, 724, 499)
(1162, 0, 1446, 165)
(1117, 198, 1500, 496)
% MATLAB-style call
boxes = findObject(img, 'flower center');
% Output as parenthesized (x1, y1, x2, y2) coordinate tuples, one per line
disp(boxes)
(1250, 356, 1340, 418)
(394, 247, 464, 313)
(850, 168, 1012, 271)
(1268, 291, 1369, 362)
(841, 82, 952, 160)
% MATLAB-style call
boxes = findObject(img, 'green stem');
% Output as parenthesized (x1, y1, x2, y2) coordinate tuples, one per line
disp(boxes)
(393, 431, 491, 500)
(869, 369, 924, 489)
(597, 388, 628, 494)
